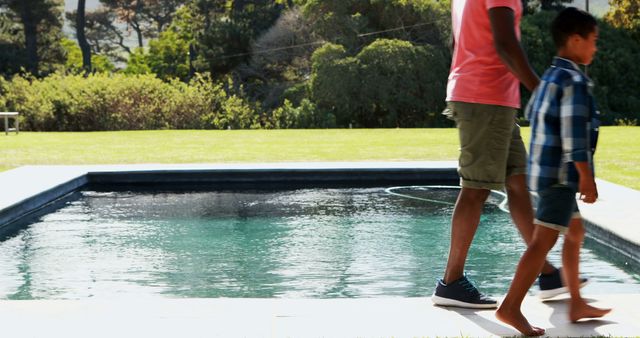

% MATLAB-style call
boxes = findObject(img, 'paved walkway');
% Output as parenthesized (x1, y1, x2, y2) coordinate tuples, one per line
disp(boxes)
(0, 295, 637, 337)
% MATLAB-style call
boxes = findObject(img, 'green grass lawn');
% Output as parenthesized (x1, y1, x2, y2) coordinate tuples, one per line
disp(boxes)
(1, 127, 638, 190)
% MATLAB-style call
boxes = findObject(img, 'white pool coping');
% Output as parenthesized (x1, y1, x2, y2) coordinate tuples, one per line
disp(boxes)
(0, 161, 457, 209)
(0, 295, 637, 337)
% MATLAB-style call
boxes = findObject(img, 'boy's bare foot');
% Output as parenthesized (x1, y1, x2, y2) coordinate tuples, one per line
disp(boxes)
(569, 300, 611, 322)
(496, 306, 546, 336)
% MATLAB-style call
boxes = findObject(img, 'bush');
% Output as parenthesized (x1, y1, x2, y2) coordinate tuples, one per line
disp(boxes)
(270, 98, 335, 128)
(310, 43, 361, 126)
(214, 95, 259, 129)
(123, 48, 152, 75)
(357, 39, 449, 127)
(1, 72, 256, 131)
(0, 75, 8, 110)
(309, 39, 450, 128)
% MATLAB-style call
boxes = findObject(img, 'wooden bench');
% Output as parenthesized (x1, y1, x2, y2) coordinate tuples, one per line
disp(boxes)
(1, 112, 19, 135)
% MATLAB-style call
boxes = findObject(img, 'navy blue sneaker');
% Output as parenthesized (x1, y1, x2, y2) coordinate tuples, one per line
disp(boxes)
(431, 276, 498, 309)
(538, 268, 588, 300)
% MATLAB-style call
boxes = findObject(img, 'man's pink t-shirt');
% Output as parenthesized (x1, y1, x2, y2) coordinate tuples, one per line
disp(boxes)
(446, 0, 523, 108)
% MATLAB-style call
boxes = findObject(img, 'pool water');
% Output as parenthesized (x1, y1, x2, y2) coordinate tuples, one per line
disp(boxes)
(1, 187, 638, 299)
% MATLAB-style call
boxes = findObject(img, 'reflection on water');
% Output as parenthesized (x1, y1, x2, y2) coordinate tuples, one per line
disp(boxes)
(0, 188, 638, 299)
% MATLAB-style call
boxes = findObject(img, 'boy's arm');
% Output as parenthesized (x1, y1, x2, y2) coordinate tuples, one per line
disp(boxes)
(559, 80, 597, 203)
(575, 162, 597, 203)
(488, 7, 540, 91)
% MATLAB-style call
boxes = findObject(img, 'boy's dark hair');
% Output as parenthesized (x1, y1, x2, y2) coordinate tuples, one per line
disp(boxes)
(551, 7, 597, 49)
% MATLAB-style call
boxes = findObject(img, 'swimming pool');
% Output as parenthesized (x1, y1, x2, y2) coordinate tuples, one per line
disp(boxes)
(1, 186, 638, 299)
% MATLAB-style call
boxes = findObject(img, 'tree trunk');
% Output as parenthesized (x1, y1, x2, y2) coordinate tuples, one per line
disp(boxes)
(20, 2, 38, 75)
(132, 19, 144, 47)
(189, 43, 196, 80)
(134, 0, 144, 47)
(77, 0, 92, 75)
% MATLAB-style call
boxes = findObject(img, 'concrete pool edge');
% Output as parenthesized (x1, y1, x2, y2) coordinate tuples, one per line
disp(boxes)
(0, 295, 638, 337)
(0, 162, 460, 231)
(1, 162, 638, 264)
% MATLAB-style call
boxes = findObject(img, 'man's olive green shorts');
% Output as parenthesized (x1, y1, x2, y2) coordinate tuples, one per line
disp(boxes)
(443, 101, 527, 190)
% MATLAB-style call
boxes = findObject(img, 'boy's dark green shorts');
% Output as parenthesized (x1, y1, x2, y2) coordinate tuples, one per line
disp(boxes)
(534, 185, 581, 234)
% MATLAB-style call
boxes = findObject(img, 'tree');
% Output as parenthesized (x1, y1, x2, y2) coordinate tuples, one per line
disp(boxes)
(147, 27, 191, 80)
(99, 0, 182, 48)
(100, 0, 145, 47)
(127, 5, 196, 80)
(0, 10, 25, 76)
(539, 0, 572, 10)
(300, 0, 451, 52)
(239, 7, 319, 107)
(0, 0, 64, 75)
(521, 10, 640, 125)
(300, 0, 367, 52)
(521, 0, 573, 13)
(76, 0, 92, 74)
(605, 0, 640, 40)
(66, 8, 131, 61)
(61, 38, 114, 73)
(192, 0, 285, 75)
(139, 0, 181, 36)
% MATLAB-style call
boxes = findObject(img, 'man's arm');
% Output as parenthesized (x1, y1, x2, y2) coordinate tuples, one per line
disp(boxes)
(488, 7, 540, 92)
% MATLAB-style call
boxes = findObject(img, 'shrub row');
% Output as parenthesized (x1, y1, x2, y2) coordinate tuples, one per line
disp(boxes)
(0, 72, 342, 131)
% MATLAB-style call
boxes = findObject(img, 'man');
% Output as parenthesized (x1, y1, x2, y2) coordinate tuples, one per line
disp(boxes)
(431, 0, 582, 308)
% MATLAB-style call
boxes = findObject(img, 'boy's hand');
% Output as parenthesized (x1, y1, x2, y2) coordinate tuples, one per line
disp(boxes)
(579, 177, 598, 203)
(575, 161, 597, 203)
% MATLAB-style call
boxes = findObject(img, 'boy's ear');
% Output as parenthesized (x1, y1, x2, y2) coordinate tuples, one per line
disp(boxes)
(566, 34, 582, 47)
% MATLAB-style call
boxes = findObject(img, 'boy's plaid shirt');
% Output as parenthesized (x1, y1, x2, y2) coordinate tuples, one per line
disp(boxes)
(526, 57, 600, 192)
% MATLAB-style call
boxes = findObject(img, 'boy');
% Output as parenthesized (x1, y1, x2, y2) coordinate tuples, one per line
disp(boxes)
(495, 7, 611, 336)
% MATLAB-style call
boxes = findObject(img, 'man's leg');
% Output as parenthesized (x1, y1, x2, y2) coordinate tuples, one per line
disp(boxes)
(432, 187, 497, 308)
(443, 187, 490, 284)
(562, 218, 611, 321)
(505, 174, 557, 275)
(433, 102, 508, 308)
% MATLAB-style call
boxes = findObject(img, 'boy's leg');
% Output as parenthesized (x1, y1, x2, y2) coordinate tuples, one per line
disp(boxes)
(505, 174, 558, 274)
(499, 184, 574, 336)
(562, 217, 611, 321)
(505, 123, 557, 275)
(496, 225, 558, 336)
